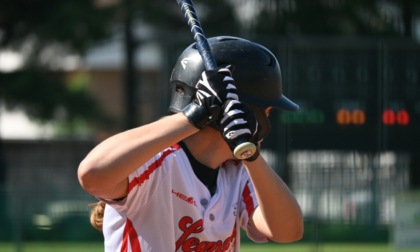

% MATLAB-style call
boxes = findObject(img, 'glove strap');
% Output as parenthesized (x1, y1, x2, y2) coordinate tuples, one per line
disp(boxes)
(182, 103, 210, 129)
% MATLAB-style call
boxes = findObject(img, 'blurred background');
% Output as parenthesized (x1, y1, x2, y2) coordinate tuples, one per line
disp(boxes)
(1, 0, 420, 251)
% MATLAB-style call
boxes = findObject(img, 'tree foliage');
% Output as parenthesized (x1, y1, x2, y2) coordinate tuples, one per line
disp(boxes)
(132, 0, 240, 36)
(0, 70, 109, 123)
(252, 0, 406, 37)
(0, 0, 115, 52)
(0, 1, 117, 131)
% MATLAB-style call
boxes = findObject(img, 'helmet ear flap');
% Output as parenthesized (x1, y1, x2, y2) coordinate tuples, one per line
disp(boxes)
(169, 81, 196, 114)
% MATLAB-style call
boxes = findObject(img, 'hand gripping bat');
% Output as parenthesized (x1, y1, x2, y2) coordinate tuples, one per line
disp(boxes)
(176, 0, 256, 160)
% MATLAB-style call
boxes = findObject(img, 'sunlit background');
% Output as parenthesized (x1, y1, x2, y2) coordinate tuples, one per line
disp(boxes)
(1, 0, 420, 251)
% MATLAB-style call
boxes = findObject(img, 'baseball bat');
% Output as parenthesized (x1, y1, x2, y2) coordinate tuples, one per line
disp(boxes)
(176, 0, 256, 160)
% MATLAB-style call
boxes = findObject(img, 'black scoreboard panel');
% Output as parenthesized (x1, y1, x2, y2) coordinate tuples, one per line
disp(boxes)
(266, 39, 420, 151)
(380, 43, 420, 151)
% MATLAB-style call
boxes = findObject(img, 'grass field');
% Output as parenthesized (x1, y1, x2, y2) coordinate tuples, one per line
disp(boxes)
(0, 242, 419, 252)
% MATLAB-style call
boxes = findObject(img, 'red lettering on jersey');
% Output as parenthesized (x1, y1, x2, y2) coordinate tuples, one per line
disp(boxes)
(176, 216, 204, 250)
(172, 189, 197, 207)
(175, 216, 236, 251)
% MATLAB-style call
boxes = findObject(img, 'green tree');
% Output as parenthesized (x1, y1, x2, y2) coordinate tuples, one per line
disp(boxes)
(0, 0, 115, 55)
(0, 1, 117, 134)
(134, 0, 239, 35)
(252, 0, 410, 37)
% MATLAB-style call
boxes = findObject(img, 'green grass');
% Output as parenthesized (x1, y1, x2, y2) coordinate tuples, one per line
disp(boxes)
(0, 242, 104, 252)
(241, 242, 419, 252)
(0, 242, 419, 252)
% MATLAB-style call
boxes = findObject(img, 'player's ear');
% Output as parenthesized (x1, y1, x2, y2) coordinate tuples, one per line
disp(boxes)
(265, 107, 272, 117)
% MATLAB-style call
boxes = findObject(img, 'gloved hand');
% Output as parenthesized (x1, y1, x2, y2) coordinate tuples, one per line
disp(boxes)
(220, 100, 260, 161)
(182, 67, 238, 129)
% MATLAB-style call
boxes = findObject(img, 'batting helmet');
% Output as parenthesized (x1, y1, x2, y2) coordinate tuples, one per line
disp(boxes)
(169, 36, 299, 140)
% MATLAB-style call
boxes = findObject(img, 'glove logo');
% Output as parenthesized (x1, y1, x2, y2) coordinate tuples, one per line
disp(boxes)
(226, 131, 237, 139)
(196, 90, 211, 106)
(225, 128, 251, 140)
(239, 150, 253, 159)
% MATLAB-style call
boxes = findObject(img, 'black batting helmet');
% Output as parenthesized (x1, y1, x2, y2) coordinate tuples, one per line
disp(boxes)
(169, 36, 299, 140)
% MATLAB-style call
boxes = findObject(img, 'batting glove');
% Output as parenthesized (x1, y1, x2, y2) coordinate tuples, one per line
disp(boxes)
(220, 100, 260, 161)
(182, 67, 238, 129)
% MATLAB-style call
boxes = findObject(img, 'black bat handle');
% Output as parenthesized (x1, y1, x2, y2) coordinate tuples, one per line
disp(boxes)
(177, 0, 256, 160)
(176, 0, 217, 70)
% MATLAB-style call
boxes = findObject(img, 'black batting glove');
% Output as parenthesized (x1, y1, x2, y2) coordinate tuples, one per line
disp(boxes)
(182, 67, 238, 129)
(220, 100, 260, 161)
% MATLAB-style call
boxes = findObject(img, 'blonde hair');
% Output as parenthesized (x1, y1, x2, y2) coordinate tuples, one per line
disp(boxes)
(89, 201, 106, 231)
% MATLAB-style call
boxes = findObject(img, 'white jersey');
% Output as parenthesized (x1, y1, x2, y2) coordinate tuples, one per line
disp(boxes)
(102, 143, 268, 252)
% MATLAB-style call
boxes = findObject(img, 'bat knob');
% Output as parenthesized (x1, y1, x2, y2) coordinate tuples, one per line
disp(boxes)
(233, 142, 256, 160)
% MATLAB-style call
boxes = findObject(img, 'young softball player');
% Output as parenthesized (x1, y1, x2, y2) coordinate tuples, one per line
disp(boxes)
(78, 36, 303, 251)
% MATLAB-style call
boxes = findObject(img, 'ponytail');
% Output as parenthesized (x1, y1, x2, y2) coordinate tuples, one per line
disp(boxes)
(89, 201, 106, 231)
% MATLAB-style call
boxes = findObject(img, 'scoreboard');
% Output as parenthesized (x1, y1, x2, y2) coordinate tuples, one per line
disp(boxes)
(266, 38, 420, 152)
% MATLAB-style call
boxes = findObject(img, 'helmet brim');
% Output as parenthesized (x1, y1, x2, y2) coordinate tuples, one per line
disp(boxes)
(240, 93, 299, 112)
(276, 95, 300, 112)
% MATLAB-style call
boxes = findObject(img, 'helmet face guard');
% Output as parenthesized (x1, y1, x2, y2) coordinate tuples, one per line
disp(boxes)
(169, 36, 299, 140)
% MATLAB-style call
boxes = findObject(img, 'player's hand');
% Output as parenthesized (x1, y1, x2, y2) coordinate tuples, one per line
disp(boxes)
(220, 100, 260, 161)
(196, 67, 239, 111)
(182, 67, 238, 129)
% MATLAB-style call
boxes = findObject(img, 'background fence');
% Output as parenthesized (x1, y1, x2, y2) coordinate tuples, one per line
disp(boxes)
(0, 140, 101, 242)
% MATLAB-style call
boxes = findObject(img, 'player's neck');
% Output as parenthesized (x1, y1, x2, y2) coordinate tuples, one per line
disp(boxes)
(183, 127, 233, 169)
